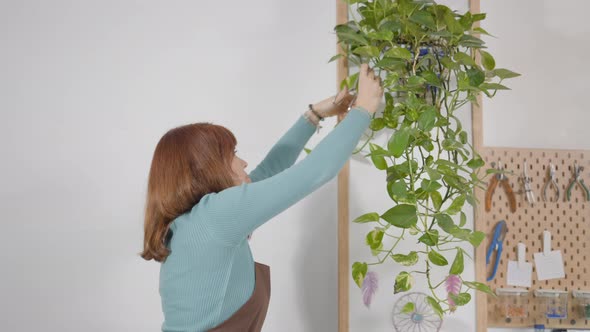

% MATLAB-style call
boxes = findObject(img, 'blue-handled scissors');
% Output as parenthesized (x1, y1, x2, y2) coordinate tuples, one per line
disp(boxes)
(486, 220, 508, 281)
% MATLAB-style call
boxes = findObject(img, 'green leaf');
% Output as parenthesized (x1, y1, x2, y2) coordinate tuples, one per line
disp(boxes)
(459, 131, 468, 144)
(463, 281, 495, 297)
(394, 160, 419, 179)
(492, 68, 521, 79)
(381, 204, 418, 229)
(379, 19, 402, 32)
(428, 250, 449, 266)
(469, 231, 486, 247)
(472, 13, 486, 21)
(376, 57, 406, 70)
(440, 56, 459, 70)
(327, 54, 344, 63)
(467, 68, 485, 87)
(388, 128, 410, 158)
(388, 180, 409, 202)
(371, 242, 383, 256)
(394, 271, 413, 294)
(446, 195, 465, 215)
(442, 138, 462, 151)
(419, 71, 442, 88)
(426, 296, 444, 318)
(407, 75, 426, 88)
(369, 143, 388, 170)
(417, 107, 437, 131)
(401, 302, 415, 314)
(391, 251, 419, 266)
(353, 45, 380, 58)
(459, 34, 485, 48)
(384, 47, 412, 60)
(419, 229, 439, 246)
(420, 139, 434, 152)
(303, 147, 312, 155)
(336, 31, 368, 46)
(421, 179, 442, 192)
(352, 212, 380, 223)
(370, 117, 386, 131)
(443, 9, 463, 34)
(450, 292, 472, 306)
(425, 165, 441, 181)
(410, 11, 435, 29)
(367, 29, 394, 41)
(466, 193, 477, 206)
(454, 52, 477, 67)
(479, 50, 495, 71)
(366, 228, 384, 250)
(415, 188, 428, 201)
(352, 262, 367, 288)
(450, 248, 464, 275)
(479, 83, 510, 90)
(430, 191, 443, 210)
(467, 157, 485, 169)
(435, 213, 455, 233)
(459, 211, 467, 227)
(342, 72, 360, 90)
(473, 26, 494, 36)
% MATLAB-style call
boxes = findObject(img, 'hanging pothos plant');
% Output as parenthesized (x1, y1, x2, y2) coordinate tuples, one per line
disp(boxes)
(328, 0, 519, 316)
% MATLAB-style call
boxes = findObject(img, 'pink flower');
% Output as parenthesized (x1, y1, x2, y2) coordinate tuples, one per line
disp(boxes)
(445, 274, 462, 313)
(362, 271, 379, 308)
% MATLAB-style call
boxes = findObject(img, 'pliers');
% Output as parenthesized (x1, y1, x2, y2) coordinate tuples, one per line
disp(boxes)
(542, 163, 560, 202)
(486, 220, 508, 281)
(485, 161, 517, 213)
(566, 162, 590, 201)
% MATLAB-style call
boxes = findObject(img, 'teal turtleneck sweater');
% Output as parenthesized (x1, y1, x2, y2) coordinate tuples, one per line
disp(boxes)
(159, 107, 372, 331)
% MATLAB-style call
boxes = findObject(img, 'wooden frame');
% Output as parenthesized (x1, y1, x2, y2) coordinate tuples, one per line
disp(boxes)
(336, 1, 350, 331)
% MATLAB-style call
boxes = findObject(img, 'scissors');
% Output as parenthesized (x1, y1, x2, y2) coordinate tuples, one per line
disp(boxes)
(333, 88, 358, 111)
(486, 220, 508, 281)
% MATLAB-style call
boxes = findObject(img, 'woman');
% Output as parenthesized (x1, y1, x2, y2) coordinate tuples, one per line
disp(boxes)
(141, 63, 384, 331)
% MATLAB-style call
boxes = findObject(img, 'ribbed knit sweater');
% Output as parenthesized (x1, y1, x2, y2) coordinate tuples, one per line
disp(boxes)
(159, 107, 372, 331)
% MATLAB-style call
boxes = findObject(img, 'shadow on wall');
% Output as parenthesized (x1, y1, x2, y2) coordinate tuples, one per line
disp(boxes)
(294, 181, 339, 332)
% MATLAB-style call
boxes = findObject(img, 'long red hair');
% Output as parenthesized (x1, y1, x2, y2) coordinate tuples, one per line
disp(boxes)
(140, 122, 237, 262)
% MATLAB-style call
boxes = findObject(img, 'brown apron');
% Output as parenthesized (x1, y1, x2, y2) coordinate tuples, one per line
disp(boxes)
(208, 262, 271, 332)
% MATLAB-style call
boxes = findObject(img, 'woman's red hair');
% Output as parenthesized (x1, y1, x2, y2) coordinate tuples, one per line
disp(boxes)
(140, 122, 237, 262)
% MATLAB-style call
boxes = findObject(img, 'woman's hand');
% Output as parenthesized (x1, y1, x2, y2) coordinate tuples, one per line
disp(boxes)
(311, 87, 356, 118)
(311, 63, 383, 118)
(354, 63, 383, 114)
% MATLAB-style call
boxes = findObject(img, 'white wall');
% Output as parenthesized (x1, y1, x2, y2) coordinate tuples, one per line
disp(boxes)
(348, 1, 590, 331)
(0, 1, 341, 331)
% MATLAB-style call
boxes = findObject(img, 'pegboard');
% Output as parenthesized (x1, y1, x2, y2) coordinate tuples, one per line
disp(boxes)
(476, 147, 590, 328)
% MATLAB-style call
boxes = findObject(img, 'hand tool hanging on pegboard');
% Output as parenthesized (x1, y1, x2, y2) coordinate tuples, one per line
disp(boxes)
(519, 161, 535, 205)
(542, 163, 560, 202)
(566, 162, 590, 201)
(485, 160, 517, 212)
(486, 220, 508, 281)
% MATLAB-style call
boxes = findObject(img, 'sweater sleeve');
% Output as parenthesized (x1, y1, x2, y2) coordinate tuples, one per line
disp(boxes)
(247, 114, 317, 183)
(193, 107, 373, 246)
